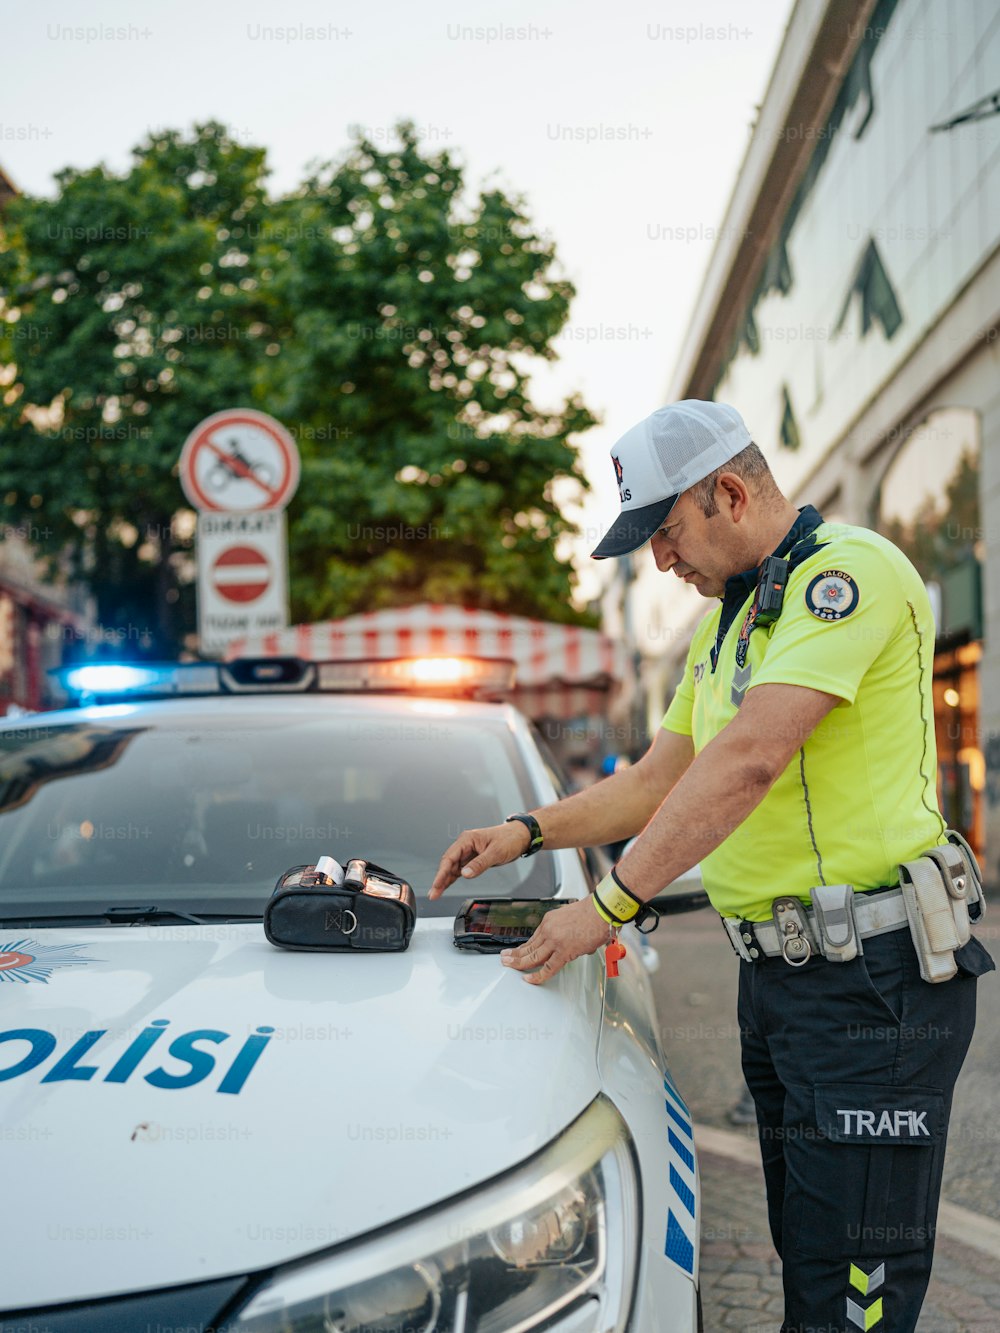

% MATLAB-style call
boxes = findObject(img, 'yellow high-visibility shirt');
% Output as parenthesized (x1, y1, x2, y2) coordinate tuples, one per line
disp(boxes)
(661, 517, 946, 921)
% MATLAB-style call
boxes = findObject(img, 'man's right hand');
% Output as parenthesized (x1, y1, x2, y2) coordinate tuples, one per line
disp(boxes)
(428, 821, 531, 899)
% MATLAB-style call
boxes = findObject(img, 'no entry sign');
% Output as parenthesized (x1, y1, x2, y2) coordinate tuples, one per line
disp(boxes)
(197, 511, 289, 654)
(212, 545, 272, 604)
(180, 408, 300, 513)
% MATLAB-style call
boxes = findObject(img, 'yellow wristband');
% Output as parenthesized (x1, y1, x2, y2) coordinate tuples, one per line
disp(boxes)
(592, 894, 617, 925)
(593, 871, 641, 923)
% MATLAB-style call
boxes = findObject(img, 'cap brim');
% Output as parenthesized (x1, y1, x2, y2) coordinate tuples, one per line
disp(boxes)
(590, 495, 679, 559)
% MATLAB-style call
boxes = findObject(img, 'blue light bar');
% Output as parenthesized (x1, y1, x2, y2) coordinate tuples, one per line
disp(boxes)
(63, 665, 162, 695)
(55, 662, 223, 703)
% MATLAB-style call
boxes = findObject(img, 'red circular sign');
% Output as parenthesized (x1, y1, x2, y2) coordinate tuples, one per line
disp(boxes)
(179, 408, 300, 512)
(211, 545, 271, 604)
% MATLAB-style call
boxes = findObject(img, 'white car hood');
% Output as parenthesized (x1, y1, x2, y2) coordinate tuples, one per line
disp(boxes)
(0, 922, 603, 1307)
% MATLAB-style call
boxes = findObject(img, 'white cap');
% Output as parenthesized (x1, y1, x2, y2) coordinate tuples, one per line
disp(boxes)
(591, 400, 753, 559)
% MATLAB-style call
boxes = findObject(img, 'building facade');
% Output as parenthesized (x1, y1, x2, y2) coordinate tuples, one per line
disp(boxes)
(0, 162, 96, 712)
(0, 534, 93, 712)
(619, 0, 1000, 871)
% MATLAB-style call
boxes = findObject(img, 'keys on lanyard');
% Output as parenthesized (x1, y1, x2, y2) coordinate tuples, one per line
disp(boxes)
(605, 925, 627, 978)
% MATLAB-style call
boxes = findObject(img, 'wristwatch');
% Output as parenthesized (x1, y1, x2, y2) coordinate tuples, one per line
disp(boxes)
(505, 813, 544, 857)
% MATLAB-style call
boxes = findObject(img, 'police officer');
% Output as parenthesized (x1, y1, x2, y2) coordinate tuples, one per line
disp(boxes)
(430, 400, 995, 1333)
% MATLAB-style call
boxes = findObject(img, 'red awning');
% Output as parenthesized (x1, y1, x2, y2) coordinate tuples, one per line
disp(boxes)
(225, 604, 626, 713)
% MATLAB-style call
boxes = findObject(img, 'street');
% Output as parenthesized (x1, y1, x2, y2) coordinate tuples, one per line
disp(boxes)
(648, 909, 1000, 1331)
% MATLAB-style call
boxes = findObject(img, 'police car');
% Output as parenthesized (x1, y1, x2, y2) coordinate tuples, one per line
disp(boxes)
(0, 657, 701, 1332)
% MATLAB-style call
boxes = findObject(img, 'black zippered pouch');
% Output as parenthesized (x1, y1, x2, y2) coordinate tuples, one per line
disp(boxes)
(264, 858, 416, 952)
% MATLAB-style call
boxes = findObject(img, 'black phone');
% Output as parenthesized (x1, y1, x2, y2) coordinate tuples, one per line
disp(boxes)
(453, 898, 574, 952)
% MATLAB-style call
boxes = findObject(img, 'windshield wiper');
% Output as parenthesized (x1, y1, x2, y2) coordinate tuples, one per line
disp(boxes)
(106, 905, 207, 925)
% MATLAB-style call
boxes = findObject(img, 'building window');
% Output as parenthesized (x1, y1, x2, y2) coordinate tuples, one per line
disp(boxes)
(779, 385, 800, 451)
(875, 408, 982, 852)
(875, 409, 981, 599)
(835, 238, 903, 340)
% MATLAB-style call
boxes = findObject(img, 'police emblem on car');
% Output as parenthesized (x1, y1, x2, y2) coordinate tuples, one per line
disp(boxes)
(805, 569, 860, 621)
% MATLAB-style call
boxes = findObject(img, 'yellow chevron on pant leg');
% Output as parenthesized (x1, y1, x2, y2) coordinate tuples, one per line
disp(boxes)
(849, 1262, 885, 1296)
(865, 1297, 883, 1329)
(847, 1295, 884, 1329)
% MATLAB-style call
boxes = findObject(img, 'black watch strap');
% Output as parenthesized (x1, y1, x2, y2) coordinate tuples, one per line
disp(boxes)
(505, 813, 544, 857)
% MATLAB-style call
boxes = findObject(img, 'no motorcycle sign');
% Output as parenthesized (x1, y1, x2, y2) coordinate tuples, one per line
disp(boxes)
(180, 408, 300, 513)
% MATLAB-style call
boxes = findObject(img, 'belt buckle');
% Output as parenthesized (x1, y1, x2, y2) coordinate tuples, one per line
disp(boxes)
(772, 896, 813, 967)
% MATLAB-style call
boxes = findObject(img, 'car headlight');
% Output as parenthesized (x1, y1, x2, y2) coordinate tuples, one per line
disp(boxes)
(228, 1097, 638, 1332)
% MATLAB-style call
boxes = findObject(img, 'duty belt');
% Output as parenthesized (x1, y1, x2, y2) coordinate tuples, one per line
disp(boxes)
(723, 886, 910, 964)
(724, 835, 986, 972)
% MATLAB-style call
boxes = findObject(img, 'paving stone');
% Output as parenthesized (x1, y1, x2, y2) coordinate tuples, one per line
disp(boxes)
(719, 1289, 771, 1310)
(739, 1243, 780, 1261)
(699, 1253, 735, 1272)
(725, 1258, 771, 1276)
(714, 1271, 761, 1289)
(721, 1310, 761, 1328)
(739, 1318, 779, 1333)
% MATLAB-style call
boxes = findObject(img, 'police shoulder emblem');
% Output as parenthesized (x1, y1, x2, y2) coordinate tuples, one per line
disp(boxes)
(805, 569, 859, 621)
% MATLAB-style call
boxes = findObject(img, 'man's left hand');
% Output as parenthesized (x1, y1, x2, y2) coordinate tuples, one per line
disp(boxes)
(501, 897, 611, 985)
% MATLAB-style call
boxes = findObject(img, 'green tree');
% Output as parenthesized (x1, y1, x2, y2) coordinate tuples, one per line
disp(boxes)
(0, 122, 275, 651)
(0, 121, 597, 655)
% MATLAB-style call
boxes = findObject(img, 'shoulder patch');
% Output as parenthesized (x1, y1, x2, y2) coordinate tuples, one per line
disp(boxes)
(805, 569, 860, 621)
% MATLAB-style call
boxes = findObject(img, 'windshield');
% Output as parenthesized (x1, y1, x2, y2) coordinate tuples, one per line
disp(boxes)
(0, 707, 556, 922)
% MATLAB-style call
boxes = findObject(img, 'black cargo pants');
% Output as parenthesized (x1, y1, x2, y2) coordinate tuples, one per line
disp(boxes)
(737, 925, 994, 1333)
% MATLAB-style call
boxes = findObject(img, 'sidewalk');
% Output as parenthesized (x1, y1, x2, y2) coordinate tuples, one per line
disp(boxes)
(698, 1146, 1000, 1332)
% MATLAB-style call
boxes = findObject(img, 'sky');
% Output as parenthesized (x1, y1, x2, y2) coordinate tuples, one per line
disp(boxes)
(3, 0, 793, 605)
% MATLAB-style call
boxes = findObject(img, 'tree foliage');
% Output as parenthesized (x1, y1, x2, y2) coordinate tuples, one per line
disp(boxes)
(0, 121, 598, 654)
